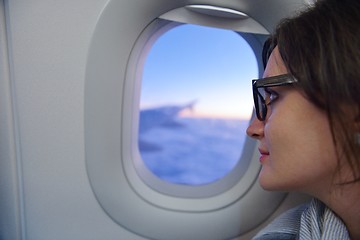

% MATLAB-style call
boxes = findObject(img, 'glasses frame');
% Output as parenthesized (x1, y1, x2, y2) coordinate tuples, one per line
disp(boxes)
(252, 74, 298, 121)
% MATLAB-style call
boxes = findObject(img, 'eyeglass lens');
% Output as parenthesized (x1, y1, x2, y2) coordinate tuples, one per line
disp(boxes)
(257, 87, 267, 120)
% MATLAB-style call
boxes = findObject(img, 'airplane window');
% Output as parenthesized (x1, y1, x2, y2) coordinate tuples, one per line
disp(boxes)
(138, 24, 258, 185)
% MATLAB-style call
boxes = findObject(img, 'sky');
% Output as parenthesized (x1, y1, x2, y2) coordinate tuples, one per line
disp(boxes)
(140, 24, 259, 120)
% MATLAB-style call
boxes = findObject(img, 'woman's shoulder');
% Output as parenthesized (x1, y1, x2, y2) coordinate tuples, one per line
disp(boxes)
(252, 201, 309, 240)
(252, 198, 350, 240)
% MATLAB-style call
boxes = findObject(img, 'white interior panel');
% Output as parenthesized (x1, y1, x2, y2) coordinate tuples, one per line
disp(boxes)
(0, 0, 311, 239)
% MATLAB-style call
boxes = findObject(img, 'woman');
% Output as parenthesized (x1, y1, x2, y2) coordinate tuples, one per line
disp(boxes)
(246, 0, 360, 239)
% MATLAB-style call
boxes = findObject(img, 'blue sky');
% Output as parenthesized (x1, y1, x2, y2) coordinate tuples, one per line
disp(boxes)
(140, 24, 259, 119)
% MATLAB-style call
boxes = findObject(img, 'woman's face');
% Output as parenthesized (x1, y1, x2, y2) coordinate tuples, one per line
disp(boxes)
(246, 47, 338, 196)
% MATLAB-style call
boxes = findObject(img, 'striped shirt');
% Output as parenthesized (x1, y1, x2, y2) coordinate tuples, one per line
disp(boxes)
(253, 198, 350, 240)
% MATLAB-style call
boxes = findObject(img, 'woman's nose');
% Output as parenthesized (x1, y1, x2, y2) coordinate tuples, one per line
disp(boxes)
(246, 117, 264, 139)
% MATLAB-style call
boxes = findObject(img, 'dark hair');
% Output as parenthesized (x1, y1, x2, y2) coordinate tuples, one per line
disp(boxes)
(263, 0, 360, 184)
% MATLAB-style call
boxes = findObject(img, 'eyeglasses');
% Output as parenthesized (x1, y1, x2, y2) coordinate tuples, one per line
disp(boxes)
(252, 74, 298, 121)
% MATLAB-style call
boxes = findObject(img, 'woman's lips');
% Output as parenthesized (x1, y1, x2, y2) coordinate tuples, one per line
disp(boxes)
(258, 149, 269, 163)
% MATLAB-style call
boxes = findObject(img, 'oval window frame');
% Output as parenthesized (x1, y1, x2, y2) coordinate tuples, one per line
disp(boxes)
(84, 2, 287, 238)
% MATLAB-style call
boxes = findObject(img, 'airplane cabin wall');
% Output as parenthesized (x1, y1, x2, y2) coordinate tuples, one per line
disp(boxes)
(0, 0, 311, 239)
(0, 0, 145, 239)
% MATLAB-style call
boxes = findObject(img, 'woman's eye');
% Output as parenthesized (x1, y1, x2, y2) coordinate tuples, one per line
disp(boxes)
(265, 88, 279, 105)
